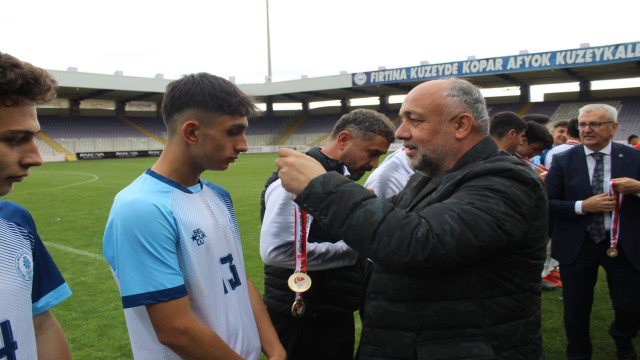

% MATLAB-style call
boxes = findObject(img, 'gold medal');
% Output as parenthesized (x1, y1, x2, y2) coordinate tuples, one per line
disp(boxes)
(287, 272, 312, 293)
(607, 247, 618, 258)
(291, 299, 306, 318)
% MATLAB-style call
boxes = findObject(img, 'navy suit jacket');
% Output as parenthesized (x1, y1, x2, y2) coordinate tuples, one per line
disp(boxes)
(546, 142, 640, 269)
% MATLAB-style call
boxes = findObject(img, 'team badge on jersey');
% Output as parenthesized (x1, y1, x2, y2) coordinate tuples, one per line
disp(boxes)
(15, 250, 33, 281)
(191, 228, 206, 246)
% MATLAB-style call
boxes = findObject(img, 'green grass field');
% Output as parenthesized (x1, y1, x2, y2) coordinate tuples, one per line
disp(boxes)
(4, 154, 637, 359)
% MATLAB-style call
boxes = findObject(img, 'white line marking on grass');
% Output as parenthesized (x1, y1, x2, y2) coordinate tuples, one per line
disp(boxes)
(45, 241, 105, 261)
(17, 172, 99, 194)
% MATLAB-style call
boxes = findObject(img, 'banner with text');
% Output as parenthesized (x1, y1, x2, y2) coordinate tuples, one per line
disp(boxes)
(352, 42, 640, 86)
(76, 150, 162, 160)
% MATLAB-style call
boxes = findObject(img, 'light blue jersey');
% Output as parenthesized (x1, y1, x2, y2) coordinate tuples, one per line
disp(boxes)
(0, 200, 72, 360)
(104, 170, 260, 360)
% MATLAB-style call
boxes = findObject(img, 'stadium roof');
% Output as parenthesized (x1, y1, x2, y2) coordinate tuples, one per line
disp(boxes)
(51, 41, 640, 106)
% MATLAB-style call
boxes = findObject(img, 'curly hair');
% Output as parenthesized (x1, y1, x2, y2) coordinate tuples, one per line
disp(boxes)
(0, 52, 57, 107)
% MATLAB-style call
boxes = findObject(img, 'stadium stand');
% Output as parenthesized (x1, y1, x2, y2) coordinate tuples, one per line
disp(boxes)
(33, 97, 640, 158)
(551, 100, 622, 123)
(615, 97, 640, 142)
(126, 117, 167, 140)
(487, 102, 528, 116)
(247, 115, 297, 146)
(280, 114, 336, 146)
(38, 115, 165, 153)
(34, 137, 58, 156)
(525, 101, 562, 118)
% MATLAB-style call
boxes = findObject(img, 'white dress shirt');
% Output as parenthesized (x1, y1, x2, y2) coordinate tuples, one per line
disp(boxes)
(575, 142, 612, 231)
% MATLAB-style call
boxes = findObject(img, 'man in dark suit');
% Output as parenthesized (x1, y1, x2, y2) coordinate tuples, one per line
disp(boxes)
(546, 103, 640, 360)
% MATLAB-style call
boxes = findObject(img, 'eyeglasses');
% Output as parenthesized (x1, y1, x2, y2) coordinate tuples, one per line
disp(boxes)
(577, 121, 614, 130)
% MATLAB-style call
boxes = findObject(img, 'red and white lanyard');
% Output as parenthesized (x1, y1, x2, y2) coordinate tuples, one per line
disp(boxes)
(514, 153, 548, 173)
(293, 204, 310, 275)
(607, 179, 624, 257)
(288, 203, 312, 317)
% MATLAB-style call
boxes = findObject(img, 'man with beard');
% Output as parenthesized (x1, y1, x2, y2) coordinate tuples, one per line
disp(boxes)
(364, 147, 415, 198)
(274, 78, 547, 359)
(260, 108, 395, 360)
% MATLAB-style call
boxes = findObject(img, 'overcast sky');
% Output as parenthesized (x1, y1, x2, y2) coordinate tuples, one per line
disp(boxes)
(2, 0, 639, 87)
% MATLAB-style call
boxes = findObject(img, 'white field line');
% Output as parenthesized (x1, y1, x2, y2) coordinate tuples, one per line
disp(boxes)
(16, 172, 99, 194)
(45, 241, 105, 261)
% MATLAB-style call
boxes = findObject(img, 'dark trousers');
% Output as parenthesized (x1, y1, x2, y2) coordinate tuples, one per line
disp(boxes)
(561, 238, 640, 360)
(268, 307, 355, 360)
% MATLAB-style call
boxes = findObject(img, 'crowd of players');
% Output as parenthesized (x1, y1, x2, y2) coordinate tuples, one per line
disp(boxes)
(2, 52, 640, 360)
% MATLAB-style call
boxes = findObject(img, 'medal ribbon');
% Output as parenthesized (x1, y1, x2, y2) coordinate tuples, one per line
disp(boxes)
(609, 180, 624, 251)
(293, 203, 311, 300)
(294, 204, 310, 274)
(514, 153, 548, 173)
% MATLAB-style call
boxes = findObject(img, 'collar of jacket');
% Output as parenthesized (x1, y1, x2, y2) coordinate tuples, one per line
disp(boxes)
(441, 136, 500, 177)
(306, 147, 346, 173)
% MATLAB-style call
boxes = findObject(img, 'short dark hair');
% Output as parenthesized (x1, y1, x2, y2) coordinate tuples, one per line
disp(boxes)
(552, 120, 569, 129)
(522, 114, 550, 125)
(568, 118, 580, 139)
(524, 121, 553, 149)
(489, 111, 527, 139)
(161, 73, 258, 133)
(0, 52, 57, 107)
(331, 109, 395, 144)
(628, 134, 639, 144)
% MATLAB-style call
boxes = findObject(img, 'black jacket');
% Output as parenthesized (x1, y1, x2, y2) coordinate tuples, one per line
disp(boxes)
(295, 137, 547, 359)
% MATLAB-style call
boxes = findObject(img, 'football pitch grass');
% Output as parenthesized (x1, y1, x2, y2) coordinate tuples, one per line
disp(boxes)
(4, 153, 636, 359)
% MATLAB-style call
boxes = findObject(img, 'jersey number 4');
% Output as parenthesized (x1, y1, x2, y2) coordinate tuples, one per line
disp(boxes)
(0, 319, 18, 360)
(220, 253, 242, 294)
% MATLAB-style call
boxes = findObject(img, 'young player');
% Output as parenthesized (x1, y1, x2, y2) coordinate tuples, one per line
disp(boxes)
(0, 52, 73, 359)
(103, 73, 285, 359)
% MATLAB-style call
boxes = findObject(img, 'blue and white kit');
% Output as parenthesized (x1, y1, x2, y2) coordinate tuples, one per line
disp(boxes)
(0, 200, 72, 359)
(103, 170, 260, 360)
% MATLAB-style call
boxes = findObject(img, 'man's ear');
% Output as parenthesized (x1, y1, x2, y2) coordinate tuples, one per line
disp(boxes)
(453, 114, 473, 140)
(336, 131, 354, 150)
(507, 128, 517, 138)
(520, 136, 528, 145)
(181, 120, 200, 145)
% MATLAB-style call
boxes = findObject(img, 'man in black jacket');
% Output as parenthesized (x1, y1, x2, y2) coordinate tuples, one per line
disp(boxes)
(275, 78, 547, 360)
(260, 109, 395, 360)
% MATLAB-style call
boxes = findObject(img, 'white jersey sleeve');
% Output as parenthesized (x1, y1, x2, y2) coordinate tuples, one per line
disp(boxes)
(103, 173, 187, 307)
(364, 148, 415, 198)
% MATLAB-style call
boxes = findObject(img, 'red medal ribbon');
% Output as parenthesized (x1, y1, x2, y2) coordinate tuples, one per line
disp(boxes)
(293, 204, 311, 303)
(514, 153, 548, 173)
(294, 205, 309, 274)
(609, 180, 624, 252)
